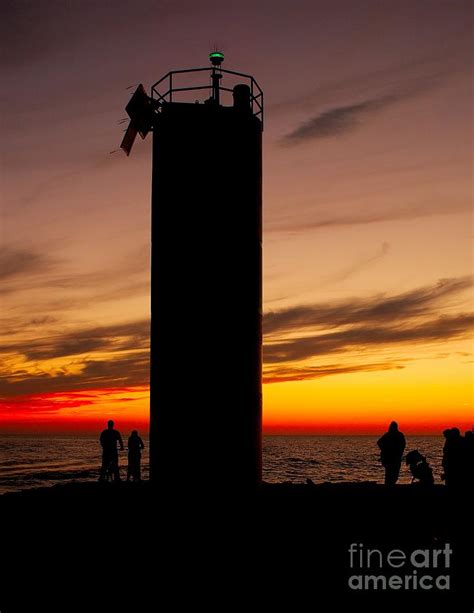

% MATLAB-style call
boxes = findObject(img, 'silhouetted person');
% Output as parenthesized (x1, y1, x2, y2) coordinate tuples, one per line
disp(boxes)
(99, 420, 124, 482)
(405, 450, 434, 485)
(465, 430, 474, 487)
(127, 430, 145, 482)
(442, 427, 467, 488)
(442, 428, 453, 485)
(377, 421, 406, 485)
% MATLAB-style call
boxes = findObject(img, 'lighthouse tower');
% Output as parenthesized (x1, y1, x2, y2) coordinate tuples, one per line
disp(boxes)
(121, 53, 263, 490)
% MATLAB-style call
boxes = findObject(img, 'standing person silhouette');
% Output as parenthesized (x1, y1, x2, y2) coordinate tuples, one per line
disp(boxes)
(377, 421, 406, 485)
(442, 427, 465, 487)
(99, 420, 124, 482)
(464, 430, 474, 489)
(127, 430, 145, 482)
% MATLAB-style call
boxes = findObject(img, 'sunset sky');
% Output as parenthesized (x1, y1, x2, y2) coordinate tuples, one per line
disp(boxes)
(1, 0, 472, 434)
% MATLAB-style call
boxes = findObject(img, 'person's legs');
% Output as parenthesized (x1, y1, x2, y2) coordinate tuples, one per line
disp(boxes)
(110, 453, 120, 481)
(393, 460, 401, 484)
(385, 461, 401, 485)
(128, 455, 140, 481)
(99, 454, 109, 481)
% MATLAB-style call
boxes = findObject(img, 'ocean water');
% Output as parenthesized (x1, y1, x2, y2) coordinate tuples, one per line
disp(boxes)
(0, 435, 445, 495)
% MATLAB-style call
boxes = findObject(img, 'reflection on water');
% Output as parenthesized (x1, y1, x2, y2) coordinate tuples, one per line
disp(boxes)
(0, 435, 445, 494)
(0, 436, 148, 494)
(263, 436, 444, 484)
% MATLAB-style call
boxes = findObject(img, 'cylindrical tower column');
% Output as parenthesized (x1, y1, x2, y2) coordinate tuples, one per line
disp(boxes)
(150, 90, 262, 491)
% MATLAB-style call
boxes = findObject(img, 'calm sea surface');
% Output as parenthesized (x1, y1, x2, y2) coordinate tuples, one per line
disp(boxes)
(0, 435, 445, 495)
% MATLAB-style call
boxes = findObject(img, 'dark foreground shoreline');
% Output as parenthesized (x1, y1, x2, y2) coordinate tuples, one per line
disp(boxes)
(1, 481, 471, 611)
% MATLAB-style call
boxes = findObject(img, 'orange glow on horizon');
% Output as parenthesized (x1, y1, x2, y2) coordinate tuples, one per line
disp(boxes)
(0, 386, 149, 433)
(0, 382, 471, 435)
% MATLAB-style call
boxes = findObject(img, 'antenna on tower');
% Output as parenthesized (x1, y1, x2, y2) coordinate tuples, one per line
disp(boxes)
(209, 50, 224, 105)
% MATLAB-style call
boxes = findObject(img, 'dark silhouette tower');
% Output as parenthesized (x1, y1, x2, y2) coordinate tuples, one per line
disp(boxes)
(121, 53, 263, 490)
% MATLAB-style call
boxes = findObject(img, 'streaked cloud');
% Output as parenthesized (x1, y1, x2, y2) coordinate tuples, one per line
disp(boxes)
(263, 361, 404, 384)
(0, 320, 150, 396)
(0, 243, 149, 308)
(266, 199, 471, 234)
(280, 49, 462, 144)
(282, 94, 400, 144)
(264, 276, 473, 335)
(21, 319, 149, 361)
(0, 246, 56, 281)
(263, 276, 473, 380)
(264, 313, 474, 364)
(2, 277, 472, 395)
(320, 242, 390, 286)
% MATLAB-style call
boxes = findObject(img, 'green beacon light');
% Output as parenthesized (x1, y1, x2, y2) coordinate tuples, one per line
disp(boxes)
(209, 51, 224, 67)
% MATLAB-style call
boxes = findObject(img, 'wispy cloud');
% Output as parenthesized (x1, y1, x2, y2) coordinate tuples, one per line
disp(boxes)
(264, 313, 474, 364)
(320, 242, 390, 286)
(282, 95, 399, 144)
(2, 277, 472, 395)
(266, 199, 471, 234)
(20, 319, 149, 362)
(0, 319, 150, 396)
(0, 353, 149, 397)
(281, 64, 449, 144)
(270, 46, 466, 114)
(263, 276, 473, 380)
(0, 246, 56, 282)
(0, 242, 151, 398)
(263, 361, 404, 384)
(0, 243, 149, 312)
(264, 276, 473, 336)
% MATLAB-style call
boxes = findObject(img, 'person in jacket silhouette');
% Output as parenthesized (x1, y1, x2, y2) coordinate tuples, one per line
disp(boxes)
(99, 420, 124, 482)
(442, 427, 467, 488)
(377, 421, 406, 485)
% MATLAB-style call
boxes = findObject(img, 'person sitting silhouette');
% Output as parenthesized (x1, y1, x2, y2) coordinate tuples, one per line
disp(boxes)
(405, 450, 434, 485)
(99, 420, 124, 482)
(377, 421, 406, 485)
(127, 430, 145, 482)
